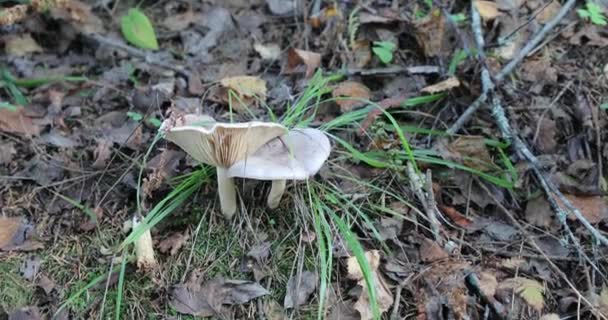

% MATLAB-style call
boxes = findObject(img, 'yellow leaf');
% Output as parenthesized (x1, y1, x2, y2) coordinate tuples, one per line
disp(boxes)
(474, 1, 502, 20)
(346, 250, 380, 280)
(421, 77, 461, 94)
(220, 75, 267, 99)
(517, 278, 545, 312)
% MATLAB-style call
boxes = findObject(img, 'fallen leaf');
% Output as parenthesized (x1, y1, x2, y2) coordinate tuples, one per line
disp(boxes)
(332, 81, 371, 113)
(162, 10, 200, 31)
(347, 250, 380, 280)
(421, 77, 460, 93)
(4, 34, 43, 56)
(0, 107, 42, 136)
(92, 140, 112, 169)
(284, 48, 321, 78)
(284, 270, 318, 308)
(0, 141, 17, 165)
(539, 314, 560, 320)
(446, 136, 494, 171)
(373, 217, 403, 241)
(474, 1, 503, 20)
(419, 238, 449, 262)
(534, 117, 557, 153)
(20, 255, 41, 281)
(262, 299, 287, 320)
(351, 40, 372, 68)
(359, 95, 411, 134)
(170, 278, 270, 317)
(478, 272, 498, 297)
(50, 0, 104, 34)
(537, 1, 562, 24)
(499, 277, 545, 312)
(266, 0, 296, 16)
(0, 217, 43, 252)
(36, 274, 56, 295)
(413, 9, 446, 57)
(254, 43, 281, 60)
(525, 196, 559, 229)
(7, 306, 41, 320)
(158, 231, 190, 256)
(438, 205, 473, 229)
(556, 194, 608, 224)
(219, 75, 267, 112)
(354, 272, 393, 320)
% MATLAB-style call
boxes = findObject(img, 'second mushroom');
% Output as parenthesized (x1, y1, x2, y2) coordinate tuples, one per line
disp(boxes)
(163, 114, 331, 218)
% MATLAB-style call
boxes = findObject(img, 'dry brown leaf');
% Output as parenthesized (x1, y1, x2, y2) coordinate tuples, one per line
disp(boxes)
(284, 48, 321, 78)
(446, 136, 494, 171)
(438, 205, 473, 229)
(478, 272, 498, 297)
(92, 140, 112, 169)
(347, 250, 380, 280)
(4, 34, 43, 56)
(50, 0, 104, 34)
(421, 77, 460, 93)
(499, 277, 545, 312)
(158, 231, 190, 256)
(0, 4, 28, 26)
(220, 75, 267, 100)
(354, 272, 393, 320)
(0, 216, 43, 251)
(0, 107, 42, 136)
(254, 43, 281, 61)
(556, 194, 608, 224)
(219, 75, 267, 113)
(351, 40, 372, 68)
(474, 1, 503, 20)
(162, 10, 200, 31)
(413, 9, 445, 57)
(332, 81, 371, 112)
(537, 1, 562, 24)
(419, 238, 449, 262)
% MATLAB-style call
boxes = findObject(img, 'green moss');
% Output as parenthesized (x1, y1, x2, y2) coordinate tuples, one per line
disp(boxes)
(0, 256, 34, 312)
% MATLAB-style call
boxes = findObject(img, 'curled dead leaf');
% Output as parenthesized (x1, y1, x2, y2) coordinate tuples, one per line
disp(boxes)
(346, 250, 380, 280)
(0, 217, 43, 251)
(219, 75, 267, 113)
(413, 9, 446, 57)
(474, 0, 503, 20)
(556, 194, 608, 224)
(421, 77, 460, 94)
(254, 43, 281, 60)
(332, 81, 371, 113)
(0, 107, 42, 136)
(284, 48, 321, 78)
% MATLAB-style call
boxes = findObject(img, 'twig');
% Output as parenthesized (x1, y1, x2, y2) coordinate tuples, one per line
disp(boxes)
(478, 181, 608, 320)
(456, 3, 608, 248)
(343, 65, 440, 77)
(406, 163, 442, 243)
(447, 0, 578, 134)
(87, 33, 193, 78)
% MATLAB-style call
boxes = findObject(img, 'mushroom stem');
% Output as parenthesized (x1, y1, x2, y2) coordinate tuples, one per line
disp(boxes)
(132, 216, 157, 270)
(267, 180, 287, 209)
(216, 167, 237, 219)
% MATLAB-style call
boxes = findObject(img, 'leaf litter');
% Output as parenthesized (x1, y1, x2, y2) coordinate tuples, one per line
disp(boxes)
(1, 0, 608, 318)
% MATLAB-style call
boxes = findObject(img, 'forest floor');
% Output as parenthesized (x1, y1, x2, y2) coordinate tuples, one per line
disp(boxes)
(1, 0, 608, 319)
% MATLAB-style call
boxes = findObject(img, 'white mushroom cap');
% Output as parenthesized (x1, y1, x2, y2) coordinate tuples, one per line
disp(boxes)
(164, 118, 287, 168)
(227, 128, 331, 180)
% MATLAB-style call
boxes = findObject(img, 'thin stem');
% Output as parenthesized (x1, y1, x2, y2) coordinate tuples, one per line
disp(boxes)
(216, 167, 237, 219)
(267, 180, 287, 209)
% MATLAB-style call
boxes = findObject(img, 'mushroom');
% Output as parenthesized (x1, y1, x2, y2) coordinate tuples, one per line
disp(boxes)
(227, 128, 331, 209)
(163, 115, 287, 218)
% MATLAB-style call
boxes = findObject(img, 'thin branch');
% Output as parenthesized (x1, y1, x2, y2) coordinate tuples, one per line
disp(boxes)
(463, 3, 608, 247)
(447, 0, 577, 134)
